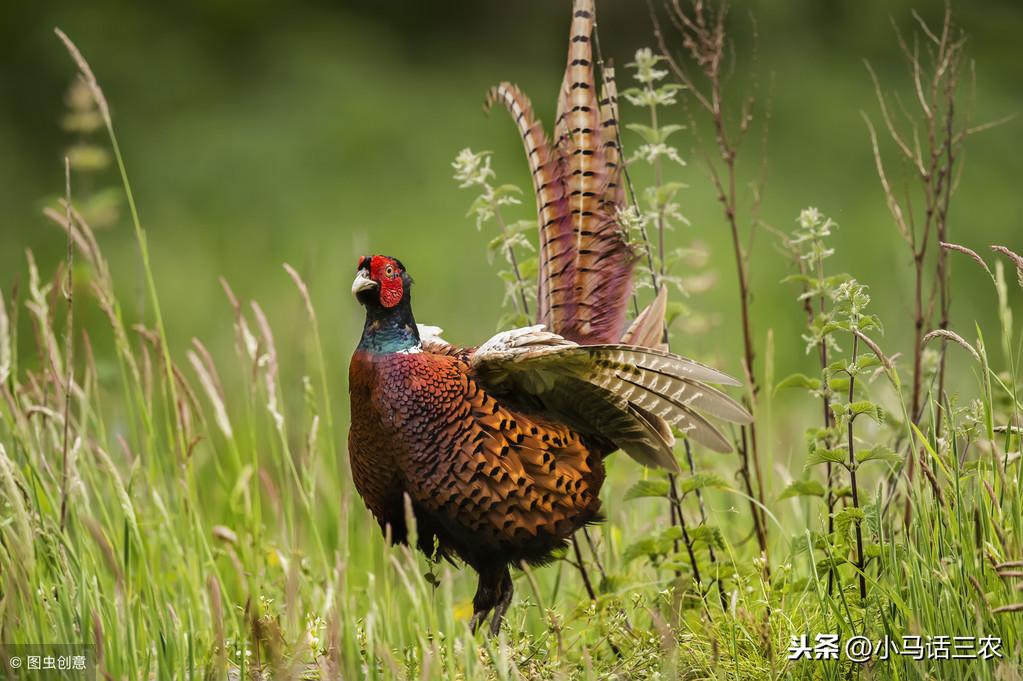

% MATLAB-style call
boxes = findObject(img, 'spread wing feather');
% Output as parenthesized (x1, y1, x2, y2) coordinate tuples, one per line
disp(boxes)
(470, 327, 752, 470)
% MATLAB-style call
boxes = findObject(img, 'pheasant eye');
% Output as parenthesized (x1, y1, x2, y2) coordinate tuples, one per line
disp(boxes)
(385, 265, 394, 277)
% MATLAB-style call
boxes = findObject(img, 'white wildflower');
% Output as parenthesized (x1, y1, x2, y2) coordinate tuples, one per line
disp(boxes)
(452, 148, 494, 188)
(628, 48, 669, 84)
(798, 206, 822, 229)
(632, 143, 686, 166)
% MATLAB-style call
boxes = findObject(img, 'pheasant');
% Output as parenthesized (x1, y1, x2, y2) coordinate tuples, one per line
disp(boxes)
(348, 0, 751, 635)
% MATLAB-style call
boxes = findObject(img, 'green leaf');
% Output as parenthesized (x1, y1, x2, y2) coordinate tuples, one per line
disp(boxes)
(856, 445, 901, 466)
(816, 556, 848, 572)
(491, 183, 522, 199)
(518, 258, 538, 281)
(859, 314, 882, 331)
(507, 219, 536, 234)
(790, 534, 814, 555)
(781, 273, 815, 288)
(827, 358, 850, 374)
(654, 182, 687, 208)
(659, 124, 686, 141)
(821, 320, 850, 334)
(665, 301, 689, 327)
(625, 123, 660, 145)
(849, 401, 885, 423)
(624, 479, 671, 501)
(625, 525, 703, 565)
(778, 479, 826, 500)
(623, 537, 660, 563)
(659, 526, 684, 542)
(659, 556, 695, 575)
(688, 525, 724, 550)
(804, 427, 833, 445)
(774, 373, 821, 393)
(67, 143, 112, 172)
(910, 422, 952, 479)
(835, 506, 865, 538)
(487, 234, 508, 253)
(807, 448, 847, 468)
(855, 354, 880, 371)
(828, 376, 850, 392)
(680, 473, 727, 495)
(467, 195, 492, 220)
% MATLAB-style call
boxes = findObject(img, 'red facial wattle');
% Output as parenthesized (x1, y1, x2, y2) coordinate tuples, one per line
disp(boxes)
(369, 255, 404, 308)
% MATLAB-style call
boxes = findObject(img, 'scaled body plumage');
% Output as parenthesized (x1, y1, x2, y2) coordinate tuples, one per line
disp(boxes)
(347, 0, 751, 635)
(350, 346, 604, 561)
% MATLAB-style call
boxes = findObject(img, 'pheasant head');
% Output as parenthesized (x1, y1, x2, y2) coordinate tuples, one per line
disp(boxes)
(352, 255, 419, 353)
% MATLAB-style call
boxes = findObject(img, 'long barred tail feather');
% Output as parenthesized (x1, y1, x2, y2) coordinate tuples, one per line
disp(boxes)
(485, 84, 578, 334)
(554, 0, 634, 346)
(597, 65, 625, 210)
(489, 0, 633, 346)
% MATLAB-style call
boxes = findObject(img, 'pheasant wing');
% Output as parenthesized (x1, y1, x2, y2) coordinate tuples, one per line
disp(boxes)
(469, 327, 752, 470)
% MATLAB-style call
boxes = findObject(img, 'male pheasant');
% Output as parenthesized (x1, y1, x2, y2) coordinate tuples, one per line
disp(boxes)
(348, 0, 751, 635)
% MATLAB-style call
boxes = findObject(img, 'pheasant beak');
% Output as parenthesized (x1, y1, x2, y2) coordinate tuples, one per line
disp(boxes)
(352, 269, 377, 296)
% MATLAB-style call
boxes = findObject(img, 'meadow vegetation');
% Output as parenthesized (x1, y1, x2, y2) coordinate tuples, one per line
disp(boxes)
(1, 3, 1021, 679)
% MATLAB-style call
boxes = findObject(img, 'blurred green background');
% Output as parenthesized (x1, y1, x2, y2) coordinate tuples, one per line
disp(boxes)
(1, 0, 1020, 456)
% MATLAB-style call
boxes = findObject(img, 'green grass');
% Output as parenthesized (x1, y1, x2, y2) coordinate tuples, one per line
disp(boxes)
(3, 13, 1023, 681)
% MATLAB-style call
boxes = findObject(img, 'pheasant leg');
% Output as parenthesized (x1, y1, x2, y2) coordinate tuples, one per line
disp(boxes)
(469, 564, 506, 634)
(488, 568, 514, 636)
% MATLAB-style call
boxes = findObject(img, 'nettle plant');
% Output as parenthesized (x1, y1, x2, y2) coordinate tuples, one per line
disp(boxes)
(779, 209, 898, 602)
(452, 148, 537, 330)
(616, 48, 730, 601)
(619, 48, 716, 334)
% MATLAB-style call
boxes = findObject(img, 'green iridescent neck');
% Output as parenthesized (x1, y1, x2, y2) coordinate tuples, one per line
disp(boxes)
(358, 297, 420, 354)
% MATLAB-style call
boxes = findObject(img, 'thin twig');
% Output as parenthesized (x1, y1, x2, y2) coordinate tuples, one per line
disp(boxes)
(492, 202, 531, 319)
(864, 4, 968, 528)
(652, 0, 770, 572)
(59, 157, 74, 531)
(846, 334, 867, 600)
(597, 6, 709, 589)
(572, 535, 597, 602)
